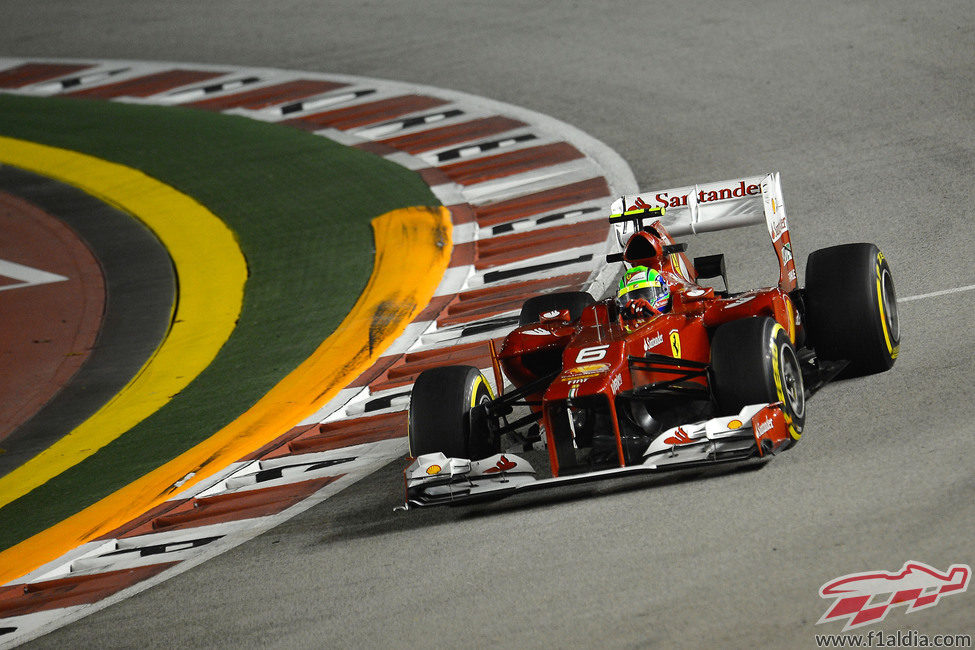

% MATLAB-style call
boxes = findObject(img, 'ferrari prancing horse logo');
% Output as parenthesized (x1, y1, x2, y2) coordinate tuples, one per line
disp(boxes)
(669, 330, 681, 357)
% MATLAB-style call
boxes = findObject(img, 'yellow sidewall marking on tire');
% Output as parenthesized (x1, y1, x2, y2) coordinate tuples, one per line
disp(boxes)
(876, 260, 896, 358)
(470, 374, 495, 407)
(769, 322, 800, 441)
(0, 136, 247, 510)
(0, 204, 451, 585)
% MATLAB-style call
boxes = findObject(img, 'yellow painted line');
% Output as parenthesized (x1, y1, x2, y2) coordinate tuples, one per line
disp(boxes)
(0, 205, 452, 585)
(0, 136, 247, 510)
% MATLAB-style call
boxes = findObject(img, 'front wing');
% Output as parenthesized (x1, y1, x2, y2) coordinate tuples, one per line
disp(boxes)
(402, 403, 792, 508)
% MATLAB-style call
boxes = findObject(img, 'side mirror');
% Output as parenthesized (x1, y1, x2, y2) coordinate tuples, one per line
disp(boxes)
(693, 254, 729, 293)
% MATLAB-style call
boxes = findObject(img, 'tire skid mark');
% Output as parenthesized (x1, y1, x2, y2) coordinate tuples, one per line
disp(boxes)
(0, 56, 636, 646)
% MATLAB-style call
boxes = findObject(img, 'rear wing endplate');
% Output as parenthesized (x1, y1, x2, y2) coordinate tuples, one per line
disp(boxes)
(609, 172, 797, 291)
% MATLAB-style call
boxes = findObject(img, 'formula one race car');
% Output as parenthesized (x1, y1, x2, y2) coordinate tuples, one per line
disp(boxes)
(403, 173, 899, 507)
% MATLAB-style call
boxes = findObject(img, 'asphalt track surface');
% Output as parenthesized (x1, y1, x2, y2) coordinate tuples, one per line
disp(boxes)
(4, 0, 974, 647)
(0, 168, 175, 475)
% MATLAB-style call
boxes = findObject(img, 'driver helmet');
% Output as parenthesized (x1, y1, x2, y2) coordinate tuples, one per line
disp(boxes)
(616, 266, 671, 314)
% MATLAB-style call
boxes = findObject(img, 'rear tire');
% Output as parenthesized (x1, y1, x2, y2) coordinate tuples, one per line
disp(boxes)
(408, 365, 497, 459)
(519, 291, 594, 326)
(804, 243, 900, 376)
(711, 316, 806, 445)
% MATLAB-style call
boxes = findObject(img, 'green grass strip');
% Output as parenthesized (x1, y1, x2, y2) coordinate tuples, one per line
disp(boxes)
(0, 94, 439, 552)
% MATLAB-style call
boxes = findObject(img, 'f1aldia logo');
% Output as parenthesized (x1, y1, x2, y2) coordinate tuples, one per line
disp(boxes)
(817, 561, 970, 631)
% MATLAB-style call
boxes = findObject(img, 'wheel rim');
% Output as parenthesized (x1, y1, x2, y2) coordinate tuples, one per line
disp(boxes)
(881, 267, 899, 343)
(779, 344, 805, 418)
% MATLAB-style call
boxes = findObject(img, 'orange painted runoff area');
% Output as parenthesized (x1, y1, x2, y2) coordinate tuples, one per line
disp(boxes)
(0, 205, 452, 585)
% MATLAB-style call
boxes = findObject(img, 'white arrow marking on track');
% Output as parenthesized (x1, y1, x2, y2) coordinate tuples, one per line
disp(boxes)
(0, 259, 69, 292)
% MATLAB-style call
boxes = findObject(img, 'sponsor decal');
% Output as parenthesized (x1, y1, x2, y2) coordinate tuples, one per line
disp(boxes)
(426, 464, 442, 475)
(686, 288, 706, 298)
(628, 181, 761, 210)
(725, 294, 755, 308)
(669, 330, 681, 357)
(623, 268, 648, 284)
(561, 363, 611, 381)
(818, 561, 971, 631)
(780, 241, 794, 265)
(770, 215, 788, 242)
(610, 373, 623, 393)
(754, 417, 774, 438)
(541, 310, 561, 319)
(663, 427, 695, 446)
(484, 455, 517, 474)
(523, 327, 554, 336)
(644, 332, 664, 352)
(727, 419, 743, 430)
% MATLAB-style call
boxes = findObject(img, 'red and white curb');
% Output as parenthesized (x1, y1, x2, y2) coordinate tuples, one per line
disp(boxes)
(0, 58, 636, 647)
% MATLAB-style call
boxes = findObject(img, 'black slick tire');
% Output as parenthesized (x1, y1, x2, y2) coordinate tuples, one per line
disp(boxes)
(408, 365, 497, 459)
(711, 316, 806, 445)
(804, 243, 900, 376)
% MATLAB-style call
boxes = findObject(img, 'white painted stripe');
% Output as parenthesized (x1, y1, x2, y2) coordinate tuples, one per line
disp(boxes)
(898, 284, 975, 302)
(0, 259, 68, 291)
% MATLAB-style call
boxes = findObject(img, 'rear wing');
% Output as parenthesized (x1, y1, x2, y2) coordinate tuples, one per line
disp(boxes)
(609, 172, 797, 291)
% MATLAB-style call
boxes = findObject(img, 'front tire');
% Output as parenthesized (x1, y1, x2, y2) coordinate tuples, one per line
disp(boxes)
(711, 316, 806, 445)
(804, 243, 900, 376)
(408, 365, 497, 459)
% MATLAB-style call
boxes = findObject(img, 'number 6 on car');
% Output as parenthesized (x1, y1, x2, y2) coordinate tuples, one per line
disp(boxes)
(575, 345, 609, 363)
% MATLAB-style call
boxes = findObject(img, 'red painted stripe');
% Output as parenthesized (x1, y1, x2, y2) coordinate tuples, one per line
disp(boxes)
(417, 167, 453, 187)
(438, 142, 584, 186)
(445, 203, 476, 225)
(436, 272, 590, 329)
(413, 294, 456, 324)
(436, 300, 523, 329)
(474, 219, 607, 270)
(97, 499, 190, 541)
(68, 69, 223, 98)
(448, 241, 477, 268)
(0, 563, 177, 618)
(238, 423, 319, 462)
(370, 338, 503, 392)
(106, 477, 339, 538)
(451, 272, 591, 307)
(354, 141, 399, 156)
(474, 177, 611, 228)
(149, 477, 339, 532)
(347, 353, 403, 389)
(0, 62, 91, 88)
(282, 95, 448, 131)
(288, 411, 407, 454)
(187, 79, 347, 110)
(379, 116, 527, 154)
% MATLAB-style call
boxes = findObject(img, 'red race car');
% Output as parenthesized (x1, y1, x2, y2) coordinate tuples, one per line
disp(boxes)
(403, 173, 899, 507)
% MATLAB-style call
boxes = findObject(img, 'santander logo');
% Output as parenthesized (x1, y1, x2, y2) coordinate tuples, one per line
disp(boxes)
(817, 561, 971, 631)
(483, 455, 517, 474)
(628, 181, 761, 210)
(663, 427, 695, 446)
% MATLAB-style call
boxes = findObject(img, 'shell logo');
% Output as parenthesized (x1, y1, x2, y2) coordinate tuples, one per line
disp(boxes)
(426, 464, 442, 475)
(727, 419, 743, 430)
